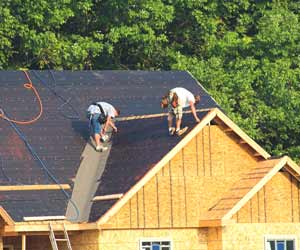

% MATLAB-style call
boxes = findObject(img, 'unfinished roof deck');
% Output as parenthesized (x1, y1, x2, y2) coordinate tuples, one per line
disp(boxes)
(0, 70, 218, 224)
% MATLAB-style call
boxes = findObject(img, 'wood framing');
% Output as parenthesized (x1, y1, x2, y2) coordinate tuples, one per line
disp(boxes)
(97, 109, 218, 226)
(214, 109, 270, 159)
(22, 234, 26, 250)
(97, 107, 271, 226)
(93, 194, 123, 201)
(23, 216, 66, 221)
(199, 156, 300, 227)
(4, 222, 98, 233)
(0, 184, 71, 191)
(0, 206, 14, 226)
(223, 156, 299, 221)
(117, 108, 212, 121)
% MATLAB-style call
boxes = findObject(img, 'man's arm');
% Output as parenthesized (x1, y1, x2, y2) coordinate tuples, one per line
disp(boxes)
(103, 116, 117, 133)
(190, 101, 200, 123)
(102, 116, 111, 134)
(109, 118, 117, 132)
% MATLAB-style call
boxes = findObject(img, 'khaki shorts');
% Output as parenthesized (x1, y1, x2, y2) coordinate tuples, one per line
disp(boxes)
(168, 104, 183, 120)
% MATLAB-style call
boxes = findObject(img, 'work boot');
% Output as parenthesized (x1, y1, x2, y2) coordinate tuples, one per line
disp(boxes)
(96, 145, 108, 152)
(176, 126, 188, 136)
(101, 134, 109, 142)
(169, 127, 175, 136)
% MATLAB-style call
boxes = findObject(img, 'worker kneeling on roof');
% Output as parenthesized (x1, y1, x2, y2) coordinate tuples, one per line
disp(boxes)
(161, 87, 200, 136)
(87, 102, 120, 152)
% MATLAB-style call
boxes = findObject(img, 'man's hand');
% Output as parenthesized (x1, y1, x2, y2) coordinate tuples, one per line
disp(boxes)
(113, 127, 118, 133)
(195, 117, 200, 123)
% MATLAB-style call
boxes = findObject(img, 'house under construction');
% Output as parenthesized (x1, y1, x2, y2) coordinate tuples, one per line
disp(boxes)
(0, 70, 298, 250)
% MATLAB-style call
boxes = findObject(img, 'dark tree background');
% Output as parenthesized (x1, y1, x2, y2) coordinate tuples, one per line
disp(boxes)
(2, 0, 300, 160)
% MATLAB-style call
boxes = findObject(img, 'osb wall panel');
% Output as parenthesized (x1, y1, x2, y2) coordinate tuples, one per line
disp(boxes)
(208, 227, 222, 250)
(67, 230, 99, 250)
(236, 171, 300, 223)
(103, 125, 259, 229)
(222, 223, 300, 250)
(99, 228, 208, 250)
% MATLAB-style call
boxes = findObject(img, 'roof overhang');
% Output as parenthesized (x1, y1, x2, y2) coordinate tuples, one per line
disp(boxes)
(199, 156, 300, 227)
(97, 108, 270, 227)
(4, 222, 98, 235)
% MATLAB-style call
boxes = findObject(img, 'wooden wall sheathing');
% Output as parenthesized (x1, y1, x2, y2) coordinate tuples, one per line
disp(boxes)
(102, 124, 259, 229)
(99, 228, 208, 250)
(236, 170, 300, 223)
(222, 223, 300, 250)
(208, 227, 222, 250)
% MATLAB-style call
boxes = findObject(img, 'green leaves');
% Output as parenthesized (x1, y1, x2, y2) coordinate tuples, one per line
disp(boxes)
(2, 0, 300, 159)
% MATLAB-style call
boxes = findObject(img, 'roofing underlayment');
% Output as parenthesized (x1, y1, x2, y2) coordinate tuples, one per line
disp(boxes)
(0, 70, 219, 222)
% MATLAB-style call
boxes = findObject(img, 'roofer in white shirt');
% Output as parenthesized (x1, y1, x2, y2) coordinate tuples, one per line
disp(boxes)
(161, 87, 200, 136)
(87, 102, 120, 152)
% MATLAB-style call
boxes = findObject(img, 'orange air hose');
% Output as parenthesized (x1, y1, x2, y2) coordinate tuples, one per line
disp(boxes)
(0, 70, 43, 124)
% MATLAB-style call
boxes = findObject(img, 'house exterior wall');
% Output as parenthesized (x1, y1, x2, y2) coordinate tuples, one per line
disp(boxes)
(68, 230, 99, 250)
(4, 235, 50, 250)
(99, 228, 208, 250)
(222, 223, 300, 250)
(3, 231, 99, 250)
(234, 171, 300, 223)
(102, 125, 259, 229)
(208, 227, 222, 250)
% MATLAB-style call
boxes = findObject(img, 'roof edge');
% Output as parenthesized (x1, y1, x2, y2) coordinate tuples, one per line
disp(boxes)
(215, 109, 270, 159)
(96, 107, 273, 226)
(97, 108, 218, 226)
(186, 71, 220, 105)
(221, 156, 299, 222)
(4, 221, 98, 234)
(199, 218, 235, 228)
(0, 206, 14, 226)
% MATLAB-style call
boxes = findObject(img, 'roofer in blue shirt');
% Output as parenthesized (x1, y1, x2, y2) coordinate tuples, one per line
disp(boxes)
(87, 102, 120, 152)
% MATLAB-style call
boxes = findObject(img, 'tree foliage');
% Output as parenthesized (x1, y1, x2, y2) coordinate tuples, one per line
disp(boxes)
(2, 0, 300, 160)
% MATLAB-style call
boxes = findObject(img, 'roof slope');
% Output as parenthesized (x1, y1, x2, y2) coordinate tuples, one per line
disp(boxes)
(91, 108, 272, 226)
(0, 70, 218, 222)
(0, 190, 68, 222)
(199, 156, 300, 227)
(89, 111, 210, 222)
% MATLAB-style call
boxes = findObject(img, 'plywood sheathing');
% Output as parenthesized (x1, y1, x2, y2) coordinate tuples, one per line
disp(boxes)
(222, 223, 300, 250)
(200, 156, 300, 226)
(101, 120, 261, 229)
(199, 158, 282, 225)
(4, 221, 97, 234)
(237, 170, 300, 223)
(0, 206, 14, 226)
(208, 227, 222, 250)
(99, 228, 208, 250)
(98, 108, 271, 227)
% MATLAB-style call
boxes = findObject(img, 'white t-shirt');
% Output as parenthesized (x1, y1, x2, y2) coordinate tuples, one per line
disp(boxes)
(87, 102, 116, 117)
(170, 87, 195, 108)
